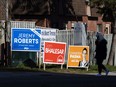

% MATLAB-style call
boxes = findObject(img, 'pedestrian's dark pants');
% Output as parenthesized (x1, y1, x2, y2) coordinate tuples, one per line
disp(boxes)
(97, 59, 107, 74)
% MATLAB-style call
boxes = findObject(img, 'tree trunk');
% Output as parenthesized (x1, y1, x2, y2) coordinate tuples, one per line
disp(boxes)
(108, 18, 116, 65)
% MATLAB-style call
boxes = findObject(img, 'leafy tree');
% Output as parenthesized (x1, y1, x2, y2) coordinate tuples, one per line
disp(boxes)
(90, 0, 116, 65)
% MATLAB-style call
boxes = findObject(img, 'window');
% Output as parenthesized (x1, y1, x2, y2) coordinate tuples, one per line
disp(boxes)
(97, 24, 102, 32)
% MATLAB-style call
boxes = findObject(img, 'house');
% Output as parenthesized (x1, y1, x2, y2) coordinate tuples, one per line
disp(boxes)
(0, 0, 111, 33)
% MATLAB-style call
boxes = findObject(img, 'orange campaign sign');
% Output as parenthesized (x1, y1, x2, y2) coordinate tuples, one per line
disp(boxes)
(43, 42, 66, 64)
(67, 46, 89, 68)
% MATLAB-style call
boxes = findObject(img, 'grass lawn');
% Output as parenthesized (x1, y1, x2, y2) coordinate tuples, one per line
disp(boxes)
(0, 64, 116, 74)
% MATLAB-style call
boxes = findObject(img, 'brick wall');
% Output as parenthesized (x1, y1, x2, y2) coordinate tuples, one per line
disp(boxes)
(87, 21, 97, 31)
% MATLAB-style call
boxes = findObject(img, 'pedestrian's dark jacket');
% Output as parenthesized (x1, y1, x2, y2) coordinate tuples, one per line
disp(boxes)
(95, 38, 107, 60)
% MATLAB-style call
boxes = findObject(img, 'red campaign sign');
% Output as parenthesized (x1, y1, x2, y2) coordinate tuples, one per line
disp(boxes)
(43, 42, 66, 64)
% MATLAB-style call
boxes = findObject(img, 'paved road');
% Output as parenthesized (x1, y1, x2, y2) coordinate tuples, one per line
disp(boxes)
(0, 71, 116, 87)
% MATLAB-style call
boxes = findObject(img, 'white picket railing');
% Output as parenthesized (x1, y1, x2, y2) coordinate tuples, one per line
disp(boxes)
(10, 21, 36, 28)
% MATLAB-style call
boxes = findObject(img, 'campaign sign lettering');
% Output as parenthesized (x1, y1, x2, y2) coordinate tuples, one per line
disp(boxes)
(11, 28, 41, 51)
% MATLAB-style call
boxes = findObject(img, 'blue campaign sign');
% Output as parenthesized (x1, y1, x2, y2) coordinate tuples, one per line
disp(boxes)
(11, 28, 41, 51)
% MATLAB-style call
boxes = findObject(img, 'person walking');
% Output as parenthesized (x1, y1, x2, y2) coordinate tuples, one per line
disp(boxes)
(95, 32, 109, 76)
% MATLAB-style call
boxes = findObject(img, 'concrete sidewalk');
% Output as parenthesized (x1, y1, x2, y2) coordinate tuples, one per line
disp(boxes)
(84, 71, 116, 76)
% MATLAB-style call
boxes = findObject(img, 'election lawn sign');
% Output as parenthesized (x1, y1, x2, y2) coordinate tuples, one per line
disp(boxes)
(39, 29, 56, 56)
(11, 28, 41, 51)
(43, 41, 66, 64)
(67, 46, 89, 68)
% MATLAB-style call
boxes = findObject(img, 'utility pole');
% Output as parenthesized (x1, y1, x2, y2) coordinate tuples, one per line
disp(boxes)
(4, 0, 10, 66)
